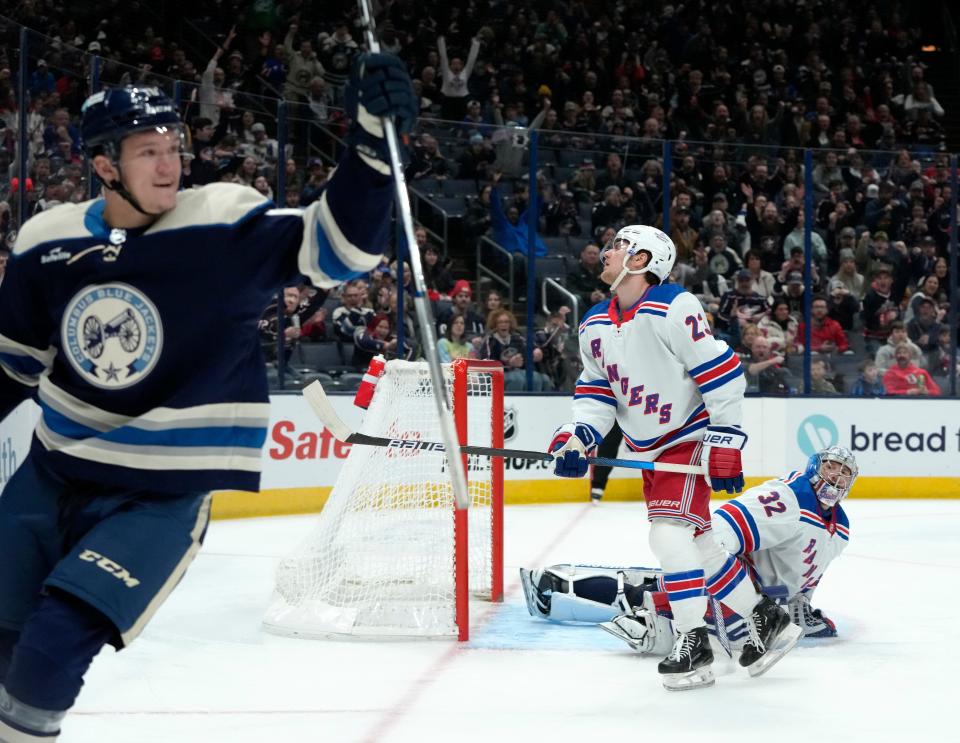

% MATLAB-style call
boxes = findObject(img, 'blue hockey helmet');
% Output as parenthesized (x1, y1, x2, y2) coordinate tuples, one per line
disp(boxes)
(804, 446, 858, 509)
(81, 86, 183, 158)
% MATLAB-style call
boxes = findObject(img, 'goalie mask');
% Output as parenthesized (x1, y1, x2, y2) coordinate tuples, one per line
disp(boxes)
(601, 225, 677, 292)
(804, 446, 858, 509)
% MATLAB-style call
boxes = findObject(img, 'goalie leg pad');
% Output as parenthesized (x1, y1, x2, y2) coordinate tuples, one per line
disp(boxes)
(546, 592, 622, 624)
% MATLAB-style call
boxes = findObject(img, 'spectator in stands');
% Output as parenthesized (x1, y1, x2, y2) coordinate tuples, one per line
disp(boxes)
(826, 278, 860, 331)
(534, 309, 574, 390)
(481, 309, 553, 391)
(407, 133, 449, 180)
(865, 181, 908, 235)
(544, 190, 582, 237)
(568, 157, 597, 201)
(283, 22, 325, 102)
(484, 289, 504, 317)
(489, 171, 546, 256)
(436, 279, 485, 347)
(904, 274, 941, 323)
(716, 269, 768, 334)
(882, 343, 941, 396)
(741, 250, 776, 301)
(670, 206, 699, 264)
(861, 266, 900, 355)
(591, 185, 625, 233)
(831, 248, 865, 298)
(438, 310, 474, 362)
(876, 321, 925, 373)
(810, 358, 838, 395)
(333, 280, 374, 346)
(705, 231, 743, 282)
(594, 153, 630, 193)
(906, 297, 943, 357)
(849, 360, 887, 397)
(758, 298, 799, 355)
(195, 26, 237, 126)
(798, 295, 852, 356)
(457, 132, 495, 180)
(437, 35, 481, 120)
(778, 271, 808, 318)
(782, 209, 827, 273)
(777, 249, 821, 292)
(354, 314, 407, 370)
(746, 335, 793, 395)
(929, 326, 960, 380)
(565, 242, 605, 318)
(42, 108, 81, 159)
(259, 287, 307, 363)
(908, 236, 941, 284)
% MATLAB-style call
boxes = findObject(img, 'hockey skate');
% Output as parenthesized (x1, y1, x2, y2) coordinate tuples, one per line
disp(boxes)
(739, 596, 803, 677)
(658, 626, 714, 691)
(788, 593, 837, 637)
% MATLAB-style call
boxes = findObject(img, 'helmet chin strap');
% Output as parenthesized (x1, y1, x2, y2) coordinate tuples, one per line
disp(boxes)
(100, 170, 158, 218)
(608, 262, 649, 293)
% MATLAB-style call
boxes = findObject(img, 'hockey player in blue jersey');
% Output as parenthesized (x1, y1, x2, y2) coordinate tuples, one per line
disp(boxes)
(0, 54, 416, 742)
(522, 447, 857, 654)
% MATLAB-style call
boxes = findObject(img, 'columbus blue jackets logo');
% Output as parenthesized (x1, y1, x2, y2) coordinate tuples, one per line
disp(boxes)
(61, 283, 163, 389)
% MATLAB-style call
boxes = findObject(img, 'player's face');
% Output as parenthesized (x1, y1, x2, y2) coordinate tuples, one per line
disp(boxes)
(821, 459, 854, 492)
(118, 128, 182, 213)
(599, 240, 628, 284)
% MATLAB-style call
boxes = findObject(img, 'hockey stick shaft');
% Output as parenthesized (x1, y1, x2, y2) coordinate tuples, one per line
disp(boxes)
(302, 382, 704, 475)
(356, 0, 471, 510)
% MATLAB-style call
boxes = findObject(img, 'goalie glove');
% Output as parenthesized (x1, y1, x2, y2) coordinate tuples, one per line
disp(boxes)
(548, 423, 601, 478)
(700, 424, 748, 494)
(345, 53, 418, 173)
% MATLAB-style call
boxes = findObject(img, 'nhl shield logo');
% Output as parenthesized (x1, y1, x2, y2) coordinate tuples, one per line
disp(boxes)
(503, 406, 517, 441)
(61, 283, 163, 389)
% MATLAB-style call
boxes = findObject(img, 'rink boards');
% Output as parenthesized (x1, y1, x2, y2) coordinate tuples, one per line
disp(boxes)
(2, 396, 958, 519)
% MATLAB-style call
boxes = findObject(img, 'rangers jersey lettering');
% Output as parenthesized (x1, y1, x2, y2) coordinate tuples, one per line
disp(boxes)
(712, 472, 850, 599)
(574, 283, 744, 460)
(0, 150, 392, 493)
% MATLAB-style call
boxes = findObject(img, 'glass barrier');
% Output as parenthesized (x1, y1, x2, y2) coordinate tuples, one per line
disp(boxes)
(2, 20, 957, 399)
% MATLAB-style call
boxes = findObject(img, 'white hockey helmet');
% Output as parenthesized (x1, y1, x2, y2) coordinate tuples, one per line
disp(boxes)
(605, 224, 677, 291)
(804, 446, 858, 508)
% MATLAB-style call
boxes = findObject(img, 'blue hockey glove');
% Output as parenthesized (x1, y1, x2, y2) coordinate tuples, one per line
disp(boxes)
(345, 53, 418, 169)
(548, 423, 601, 478)
(700, 424, 748, 494)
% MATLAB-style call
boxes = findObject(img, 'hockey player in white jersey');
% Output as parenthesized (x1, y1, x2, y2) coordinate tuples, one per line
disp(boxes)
(523, 447, 857, 657)
(548, 225, 799, 690)
(0, 55, 416, 742)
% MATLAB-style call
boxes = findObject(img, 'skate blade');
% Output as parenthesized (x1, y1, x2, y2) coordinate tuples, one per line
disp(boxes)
(662, 666, 715, 691)
(747, 622, 803, 678)
(599, 619, 643, 651)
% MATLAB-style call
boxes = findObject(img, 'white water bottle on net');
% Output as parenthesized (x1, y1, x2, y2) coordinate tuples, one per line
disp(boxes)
(264, 359, 504, 641)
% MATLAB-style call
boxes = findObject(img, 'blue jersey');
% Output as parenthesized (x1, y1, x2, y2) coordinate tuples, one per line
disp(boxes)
(0, 150, 392, 493)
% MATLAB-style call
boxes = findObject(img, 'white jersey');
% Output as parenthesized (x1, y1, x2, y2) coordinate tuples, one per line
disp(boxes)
(712, 472, 851, 600)
(573, 283, 745, 460)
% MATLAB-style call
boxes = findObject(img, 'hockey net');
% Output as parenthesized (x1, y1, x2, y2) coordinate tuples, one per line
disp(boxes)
(263, 359, 504, 641)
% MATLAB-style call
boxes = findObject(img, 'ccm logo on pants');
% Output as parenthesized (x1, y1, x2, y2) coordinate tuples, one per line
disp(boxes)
(78, 549, 141, 589)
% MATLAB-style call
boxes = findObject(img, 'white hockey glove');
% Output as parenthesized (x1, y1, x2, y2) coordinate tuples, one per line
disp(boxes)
(701, 425, 748, 493)
(548, 423, 601, 478)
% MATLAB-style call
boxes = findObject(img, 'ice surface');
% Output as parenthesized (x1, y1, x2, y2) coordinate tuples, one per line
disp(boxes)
(66, 500, 959, 742)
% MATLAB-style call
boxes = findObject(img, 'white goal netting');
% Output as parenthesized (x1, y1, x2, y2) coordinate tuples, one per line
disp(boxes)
(263, 360, 501, 639)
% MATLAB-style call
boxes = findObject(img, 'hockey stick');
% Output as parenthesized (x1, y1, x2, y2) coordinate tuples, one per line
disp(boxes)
(355, 0, 470, 509)
(303, 381, 705, 475)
